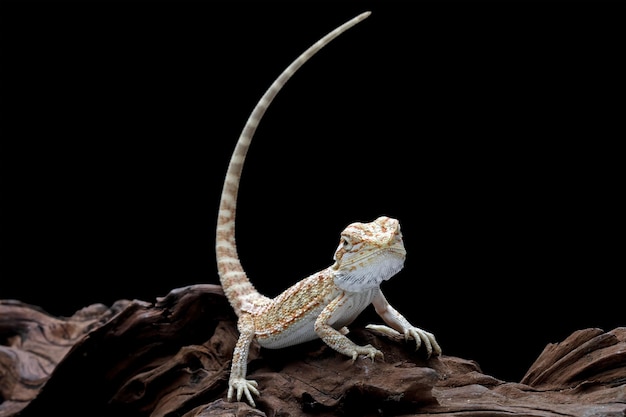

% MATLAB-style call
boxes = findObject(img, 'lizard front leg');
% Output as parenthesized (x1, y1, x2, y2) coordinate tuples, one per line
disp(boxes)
(227, 313, 260, 406)
(369, 289, 442, 358)
(314, 292, 384, 361)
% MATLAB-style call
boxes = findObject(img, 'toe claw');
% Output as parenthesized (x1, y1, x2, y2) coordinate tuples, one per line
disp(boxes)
(228, 377, 259, 407)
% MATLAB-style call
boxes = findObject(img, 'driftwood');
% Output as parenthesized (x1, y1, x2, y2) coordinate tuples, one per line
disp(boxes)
(1, 285, 624, 417)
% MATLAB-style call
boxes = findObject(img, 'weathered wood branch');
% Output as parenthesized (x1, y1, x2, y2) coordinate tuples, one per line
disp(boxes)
(1, 285, 624, 417)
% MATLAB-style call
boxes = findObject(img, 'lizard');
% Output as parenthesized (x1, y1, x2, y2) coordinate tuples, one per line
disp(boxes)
(215, 11, 442, 407)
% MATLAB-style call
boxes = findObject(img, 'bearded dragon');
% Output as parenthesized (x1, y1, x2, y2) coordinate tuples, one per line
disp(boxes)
(216, 11, 441, 407)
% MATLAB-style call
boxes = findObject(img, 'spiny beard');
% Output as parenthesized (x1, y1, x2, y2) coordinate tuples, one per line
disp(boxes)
(333, 254, 404, 292)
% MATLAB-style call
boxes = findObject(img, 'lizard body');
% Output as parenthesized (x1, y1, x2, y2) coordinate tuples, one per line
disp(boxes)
(216, 11, 441, 407)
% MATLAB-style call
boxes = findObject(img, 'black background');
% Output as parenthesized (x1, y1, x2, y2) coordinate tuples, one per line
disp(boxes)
(2, 1, 624, 383)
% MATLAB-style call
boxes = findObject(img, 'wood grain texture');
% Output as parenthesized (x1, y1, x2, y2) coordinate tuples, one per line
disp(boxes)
(1, 286, 624, 417)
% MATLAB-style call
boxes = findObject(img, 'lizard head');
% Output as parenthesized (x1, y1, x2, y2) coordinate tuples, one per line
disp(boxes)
(331, 216, 406, 292)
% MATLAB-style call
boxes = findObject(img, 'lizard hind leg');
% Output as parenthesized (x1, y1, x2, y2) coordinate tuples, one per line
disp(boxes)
(227, 314, 260, 406)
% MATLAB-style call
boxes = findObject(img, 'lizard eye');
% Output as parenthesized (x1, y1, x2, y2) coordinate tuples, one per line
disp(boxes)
(340, 237, 353, 251)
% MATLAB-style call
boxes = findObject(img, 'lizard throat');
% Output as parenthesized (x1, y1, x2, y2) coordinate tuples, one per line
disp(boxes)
(332, 249, 405, 292)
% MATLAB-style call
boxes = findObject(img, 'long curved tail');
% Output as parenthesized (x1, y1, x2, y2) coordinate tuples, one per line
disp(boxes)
(216, 12, 371, 316)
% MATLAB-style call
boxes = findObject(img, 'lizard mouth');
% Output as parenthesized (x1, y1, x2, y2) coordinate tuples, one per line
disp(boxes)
(342, 246, 406, 267)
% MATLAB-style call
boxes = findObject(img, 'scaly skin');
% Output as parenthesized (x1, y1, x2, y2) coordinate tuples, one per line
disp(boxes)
(215, 12, 441, 407)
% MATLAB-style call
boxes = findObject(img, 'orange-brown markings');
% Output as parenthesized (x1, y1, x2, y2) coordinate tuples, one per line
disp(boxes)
(255, 272, 336, 337)
(218, 259, 241, 268)
(222, 276, 249, 288)
(216, 243, 238, 256)
(228, 159, 244, 171)
(217, 212, 234, 224)
(221, 179, 239, 199)
(216, 228, 235, 242)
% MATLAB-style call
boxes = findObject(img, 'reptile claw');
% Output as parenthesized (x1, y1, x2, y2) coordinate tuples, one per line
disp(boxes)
(407, 327, 441, 358)
(228, 377, 259, 407)
(366, 324, 442, 358)
(350, 344, 384, 362)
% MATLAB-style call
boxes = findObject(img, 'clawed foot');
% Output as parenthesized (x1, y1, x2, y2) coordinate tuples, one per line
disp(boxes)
(366, 324, 442, 358)
(228, 377, 260, 407)
(350, 343, 384, 362)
